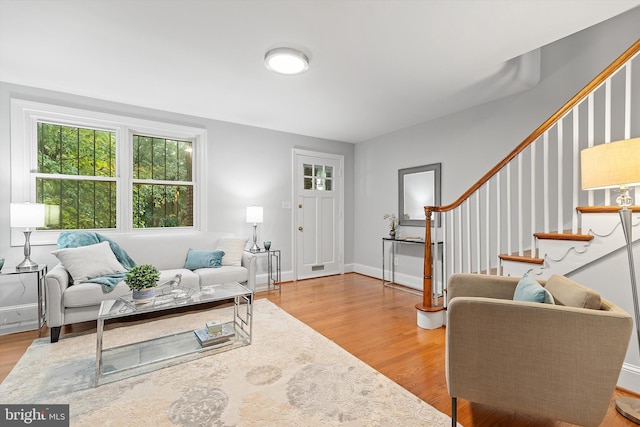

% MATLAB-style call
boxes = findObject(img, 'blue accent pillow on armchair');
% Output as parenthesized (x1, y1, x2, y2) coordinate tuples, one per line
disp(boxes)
(513, 274, 547, 303)
(184, 249, 225, 270)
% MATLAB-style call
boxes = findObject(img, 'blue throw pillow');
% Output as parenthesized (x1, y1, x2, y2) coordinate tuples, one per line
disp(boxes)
(184, 249, 225, 270)
(513, 274, 547, 303)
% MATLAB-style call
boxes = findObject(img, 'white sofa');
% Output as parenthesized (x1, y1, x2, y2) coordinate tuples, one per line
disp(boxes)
(45, 232, 256, 342)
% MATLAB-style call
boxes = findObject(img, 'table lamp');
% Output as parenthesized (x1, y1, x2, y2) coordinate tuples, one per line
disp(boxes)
(246, 206, 263, 253)
(10, 202, 45, 271)
(581, 137, 640, 423)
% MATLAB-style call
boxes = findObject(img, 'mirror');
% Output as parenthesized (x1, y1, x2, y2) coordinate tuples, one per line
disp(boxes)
(398, 163, 441, 226)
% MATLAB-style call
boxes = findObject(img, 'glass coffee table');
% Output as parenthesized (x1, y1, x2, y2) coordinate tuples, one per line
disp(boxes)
(96, 281, 252, 386)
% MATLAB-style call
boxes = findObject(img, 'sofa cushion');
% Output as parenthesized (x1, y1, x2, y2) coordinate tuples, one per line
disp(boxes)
(52, 241, 126, 283)
(63, 268, 200, 308)
(196, 266, 248, 286)
(544, 275, 601, 309)
(216, 237, 248, 266)
(184, 249, 225, 270)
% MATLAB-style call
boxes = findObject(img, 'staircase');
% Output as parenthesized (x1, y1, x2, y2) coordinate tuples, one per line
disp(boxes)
(500, 206, 640, 278)
(418, 39, 640, 310)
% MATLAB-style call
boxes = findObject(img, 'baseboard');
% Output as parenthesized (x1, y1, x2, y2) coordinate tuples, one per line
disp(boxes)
(619, 362, 640, 394)
(353, 264, 422, 291)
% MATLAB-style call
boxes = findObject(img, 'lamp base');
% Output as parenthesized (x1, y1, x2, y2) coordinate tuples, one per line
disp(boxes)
(616, 397, 640, 424)
(249, 243, 261, 253)
(16, 257, 38, 271)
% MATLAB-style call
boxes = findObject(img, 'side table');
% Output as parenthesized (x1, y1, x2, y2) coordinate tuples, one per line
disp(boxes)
(0, 264, 48, 336)
(245, 249, 281, 291)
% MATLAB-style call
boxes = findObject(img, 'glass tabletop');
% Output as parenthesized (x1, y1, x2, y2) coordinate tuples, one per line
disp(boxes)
(98, 281, 251, 321)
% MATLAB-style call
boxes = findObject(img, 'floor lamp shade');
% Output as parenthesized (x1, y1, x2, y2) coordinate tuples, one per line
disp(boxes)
(581, 138, 640, 192)
(10, 202, 45, 271)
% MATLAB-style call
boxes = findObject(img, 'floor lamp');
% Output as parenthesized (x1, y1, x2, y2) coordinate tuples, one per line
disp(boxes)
(581, 138, 640, 424)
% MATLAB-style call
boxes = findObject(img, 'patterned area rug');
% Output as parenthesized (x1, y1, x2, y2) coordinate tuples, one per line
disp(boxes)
(0, 299, 452, 426)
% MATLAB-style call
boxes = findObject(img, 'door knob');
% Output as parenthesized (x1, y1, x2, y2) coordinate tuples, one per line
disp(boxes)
(298, 226, 303, 231)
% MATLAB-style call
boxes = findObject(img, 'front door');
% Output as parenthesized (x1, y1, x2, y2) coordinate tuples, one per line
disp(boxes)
(294, 150, 343, 280)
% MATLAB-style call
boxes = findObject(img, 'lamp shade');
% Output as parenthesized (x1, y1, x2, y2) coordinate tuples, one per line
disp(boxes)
(581, 138, 640, 190)
(246, 206, 263, 224)
(10, 202, 45, 228)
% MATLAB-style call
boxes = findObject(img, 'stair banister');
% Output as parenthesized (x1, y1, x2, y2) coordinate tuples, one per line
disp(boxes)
(419, 39, 640, 314)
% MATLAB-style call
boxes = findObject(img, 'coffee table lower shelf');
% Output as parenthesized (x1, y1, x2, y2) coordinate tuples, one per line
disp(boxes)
(97, 321, 249, 385)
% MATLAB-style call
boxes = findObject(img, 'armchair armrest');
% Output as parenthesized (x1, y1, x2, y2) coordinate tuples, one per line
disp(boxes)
(241, 252, 257, 291)
(45, 263, 71, 328)
(446, 296, 632, 427)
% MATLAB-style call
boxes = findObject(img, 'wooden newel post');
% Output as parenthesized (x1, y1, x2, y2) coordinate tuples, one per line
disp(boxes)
(416, 206, 444, 328)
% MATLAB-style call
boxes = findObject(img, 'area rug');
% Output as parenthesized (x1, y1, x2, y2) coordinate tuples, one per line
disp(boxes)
(0, 299, 453, 426)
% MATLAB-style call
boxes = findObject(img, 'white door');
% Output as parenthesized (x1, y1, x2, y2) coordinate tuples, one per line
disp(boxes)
(294, 150, 343, 280)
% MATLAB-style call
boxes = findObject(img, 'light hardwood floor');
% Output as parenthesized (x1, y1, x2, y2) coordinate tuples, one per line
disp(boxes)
(0, 272, 637, 426)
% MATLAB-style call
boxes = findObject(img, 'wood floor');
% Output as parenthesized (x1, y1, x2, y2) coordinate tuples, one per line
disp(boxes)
(1, 272, 637, 426)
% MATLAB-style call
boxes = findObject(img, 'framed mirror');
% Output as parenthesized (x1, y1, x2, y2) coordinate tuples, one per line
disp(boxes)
(398, 163, 441, 226)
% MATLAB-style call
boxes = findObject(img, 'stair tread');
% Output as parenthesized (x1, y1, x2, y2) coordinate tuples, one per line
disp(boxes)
(499, 254, 544, 264)
(533, 232, 594, 241)
(577, 206, 640, 213)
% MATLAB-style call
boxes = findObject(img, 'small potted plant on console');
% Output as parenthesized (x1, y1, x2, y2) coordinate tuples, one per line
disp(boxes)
(125, 264, 160, 304)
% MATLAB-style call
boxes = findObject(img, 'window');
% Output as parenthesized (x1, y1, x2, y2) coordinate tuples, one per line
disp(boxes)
(10, 99, 206, 246)
(303, 163, 333, 191)
(132, 135, 193, 228)
(35, 122, 117, 229)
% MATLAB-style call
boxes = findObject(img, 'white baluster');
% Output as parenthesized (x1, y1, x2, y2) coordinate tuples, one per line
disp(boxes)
(604, 79, 612, 205)
(530, 140, 537, 255)
(518, 154, 523, 256)
(496, 171, 501, 273)
(557, 120, 564, 234)
(465, 200, 471, 272)
(543, 131, 550, 233)
(572, 110, 579, 233)
(587, 93, 595, 206)
(485, 181, 491, 274)
(507, 162, 512, 256)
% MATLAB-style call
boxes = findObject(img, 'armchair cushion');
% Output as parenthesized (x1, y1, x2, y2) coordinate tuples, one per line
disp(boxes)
(545, 274, 600, 309)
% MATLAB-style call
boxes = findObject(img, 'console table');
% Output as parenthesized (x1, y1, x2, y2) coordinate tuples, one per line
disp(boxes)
(381, 238, 443, 296)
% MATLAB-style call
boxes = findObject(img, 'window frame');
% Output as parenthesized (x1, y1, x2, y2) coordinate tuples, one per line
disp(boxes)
(10, 99, 207, 246)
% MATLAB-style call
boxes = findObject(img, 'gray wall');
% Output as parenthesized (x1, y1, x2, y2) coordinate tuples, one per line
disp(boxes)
(354, 7, 640, 280)
(0, 82, 355, 329)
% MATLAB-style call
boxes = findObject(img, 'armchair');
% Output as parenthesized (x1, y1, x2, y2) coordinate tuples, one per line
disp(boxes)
(446, 273, 633, 427)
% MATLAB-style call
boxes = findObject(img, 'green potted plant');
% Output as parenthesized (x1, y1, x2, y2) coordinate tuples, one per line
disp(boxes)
(125, 264, 160, 303)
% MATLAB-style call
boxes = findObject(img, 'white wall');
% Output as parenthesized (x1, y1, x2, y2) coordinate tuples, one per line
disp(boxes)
(0, 82, 355, 331)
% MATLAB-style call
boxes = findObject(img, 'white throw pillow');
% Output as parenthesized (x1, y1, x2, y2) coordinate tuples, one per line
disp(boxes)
(52, 241, 126, 283)
(216, 237, 249, 266)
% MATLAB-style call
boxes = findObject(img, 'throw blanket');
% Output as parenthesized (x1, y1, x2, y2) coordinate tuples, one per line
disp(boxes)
(57, 232, 136, 292)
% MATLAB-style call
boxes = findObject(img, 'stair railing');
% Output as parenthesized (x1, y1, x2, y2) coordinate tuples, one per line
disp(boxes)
(418, 39, 640, 313)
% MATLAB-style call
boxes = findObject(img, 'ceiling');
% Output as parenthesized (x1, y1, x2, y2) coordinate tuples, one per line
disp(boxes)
(1, 0, 639, 143)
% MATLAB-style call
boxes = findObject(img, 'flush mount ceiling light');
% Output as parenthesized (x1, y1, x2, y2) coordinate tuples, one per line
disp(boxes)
(264, 47, 309, 75)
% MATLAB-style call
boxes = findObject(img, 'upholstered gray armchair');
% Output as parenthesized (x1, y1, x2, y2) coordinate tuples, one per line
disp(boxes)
(446, 273, 633, 427)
